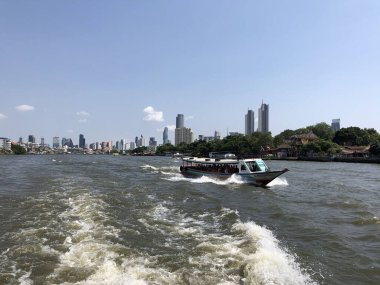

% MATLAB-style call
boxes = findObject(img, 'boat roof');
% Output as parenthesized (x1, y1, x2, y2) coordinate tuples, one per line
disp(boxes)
(182, 157, 264, 164)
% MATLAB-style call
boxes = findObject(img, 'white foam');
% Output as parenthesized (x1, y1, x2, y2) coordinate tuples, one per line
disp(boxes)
(267, 177, 289, 187)
(233, 221, 316, 285)
(163, 173, 245, 185)
(140, 164, 159, 171)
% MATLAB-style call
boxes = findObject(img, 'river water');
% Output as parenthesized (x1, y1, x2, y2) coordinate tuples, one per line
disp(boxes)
(0, 155, 379, 285)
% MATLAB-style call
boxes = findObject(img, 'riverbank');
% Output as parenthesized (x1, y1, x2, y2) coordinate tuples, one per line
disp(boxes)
(270, 156, 380, 164)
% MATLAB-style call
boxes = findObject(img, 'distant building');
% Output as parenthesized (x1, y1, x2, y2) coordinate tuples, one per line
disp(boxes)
(40, 138, 45, 147)
(332, 119, 340, 132)
(0, 137, 11, 150)
(53, 137, 60, 148)
(258, 101, 269, 132)
(28, 135, 35, 144)
(149, 137, 157, 147)
(62, 138, 74, 148)
(163, 127, 169, 144)
(19, 137, 23, 144)
(129, 142, 135, 150)
(245, 110, 255, 135)
(79, 134, 85, 149)
(175, 127, 194, 145)
(176, 114, 184, 128)
(136, 135, 145, 147)
(214, 131, 221, 140)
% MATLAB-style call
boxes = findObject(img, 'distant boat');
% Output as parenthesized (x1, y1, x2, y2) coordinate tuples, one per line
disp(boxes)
(180, 153, 288, 186)
(172, 152, 183, 159)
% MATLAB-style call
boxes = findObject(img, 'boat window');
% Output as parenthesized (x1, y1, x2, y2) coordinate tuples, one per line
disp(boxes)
(241, 165, 246, 171)
(256, 160, 268, 171)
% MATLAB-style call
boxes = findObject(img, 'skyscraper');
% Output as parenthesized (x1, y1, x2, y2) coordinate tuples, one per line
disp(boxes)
(331, 119, 340, 132)
(245, 110, 255, 135)
(28, 135, 35, 144)
(175, 127, 194, 146)
(79, 134, 85, 149)
(53, 137, 60, 148)
(258, 101, 269, 132)
(176, 114, 184, 128)
(163, 127, 169, 144)
(40, 138, 45, 146)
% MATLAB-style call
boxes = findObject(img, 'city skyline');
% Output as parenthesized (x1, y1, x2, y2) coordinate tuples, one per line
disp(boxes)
(1, 1, 380, 143)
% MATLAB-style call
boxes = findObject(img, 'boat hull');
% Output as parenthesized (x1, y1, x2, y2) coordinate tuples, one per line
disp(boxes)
(180, 167, 288, 186)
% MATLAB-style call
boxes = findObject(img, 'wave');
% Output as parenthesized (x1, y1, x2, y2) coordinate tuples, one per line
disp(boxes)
(267, 177, 289, 187)
(163, 173, 245, 185)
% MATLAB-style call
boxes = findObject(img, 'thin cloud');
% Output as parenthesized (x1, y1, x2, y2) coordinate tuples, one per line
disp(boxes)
(67, 129, 74, 133)
(76, 111, 90, 117)
(78, 118, 88, 123)
(186, 115, 194, 120)
(0, 113, 7, 119)
(15, 104, 35, 112)
(157, 124, 176, 132)
(143, 106, 164, 122)
(166, 124, 176, 131)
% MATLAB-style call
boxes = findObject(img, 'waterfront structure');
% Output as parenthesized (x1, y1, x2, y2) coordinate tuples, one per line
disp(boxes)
(163, 127, 169, 144)
(175, 127, 194, 146)
(176, 114, 184, 128)
(332, 119, 341, 132)
(245, 110, 255, 135)
(258, 101, 269, 132)
(28, 135, 35, 144)
(0, 137, 11, 151)
(79, 134, 85, 149)
(52, 137, 60, 148)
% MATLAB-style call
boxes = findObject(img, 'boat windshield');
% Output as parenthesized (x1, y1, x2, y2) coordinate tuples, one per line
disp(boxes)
(246, 160, 269, 172)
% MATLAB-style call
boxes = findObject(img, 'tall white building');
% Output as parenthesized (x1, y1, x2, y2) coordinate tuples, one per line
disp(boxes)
(175, 127, 194, 146)
(258, 101, 269, 132)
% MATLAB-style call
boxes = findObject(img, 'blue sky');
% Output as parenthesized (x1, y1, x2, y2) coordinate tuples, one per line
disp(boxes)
(1, 1, 380, 145)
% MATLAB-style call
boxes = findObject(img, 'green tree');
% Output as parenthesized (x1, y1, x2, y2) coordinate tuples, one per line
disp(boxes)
(307, 122, 334, 141)
(11, 144, 26, 155)
(333, 127, 371, 146)
(273, 129, 296, 146)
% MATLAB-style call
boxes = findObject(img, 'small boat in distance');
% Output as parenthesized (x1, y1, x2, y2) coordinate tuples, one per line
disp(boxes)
(180, 153, 288, 186)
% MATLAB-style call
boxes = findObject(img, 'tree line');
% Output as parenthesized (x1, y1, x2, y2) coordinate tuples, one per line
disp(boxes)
(155, 123, 380, 157)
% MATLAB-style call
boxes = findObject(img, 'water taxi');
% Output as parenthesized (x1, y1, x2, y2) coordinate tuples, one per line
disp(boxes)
(180, 154, 288, 186)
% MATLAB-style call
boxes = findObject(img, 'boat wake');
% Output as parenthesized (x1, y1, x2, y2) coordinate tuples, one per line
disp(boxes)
(267, 177, 289, 187)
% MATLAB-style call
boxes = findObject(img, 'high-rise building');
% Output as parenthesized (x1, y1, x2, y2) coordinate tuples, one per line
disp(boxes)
(214, 131, 221, 140)
(19, 137, 23, 144)
(331, 119, 340, 132)
(163, 127, 169, 144)
(40, 138, 45, 146)
(53, 137, 60, 148)
(258, 101, 269, 132)
(175, 127, 194, 146)
(245, 110, 255, 135)
(79, 134, 85, 149)
(149, 137, 157, 147)
(176, 114, 184, 128)
(28, 135, 35, 144)
(62, 138, 74, 148)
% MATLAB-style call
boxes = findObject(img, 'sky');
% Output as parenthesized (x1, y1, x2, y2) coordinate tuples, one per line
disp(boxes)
(1, 1, 380, 145)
